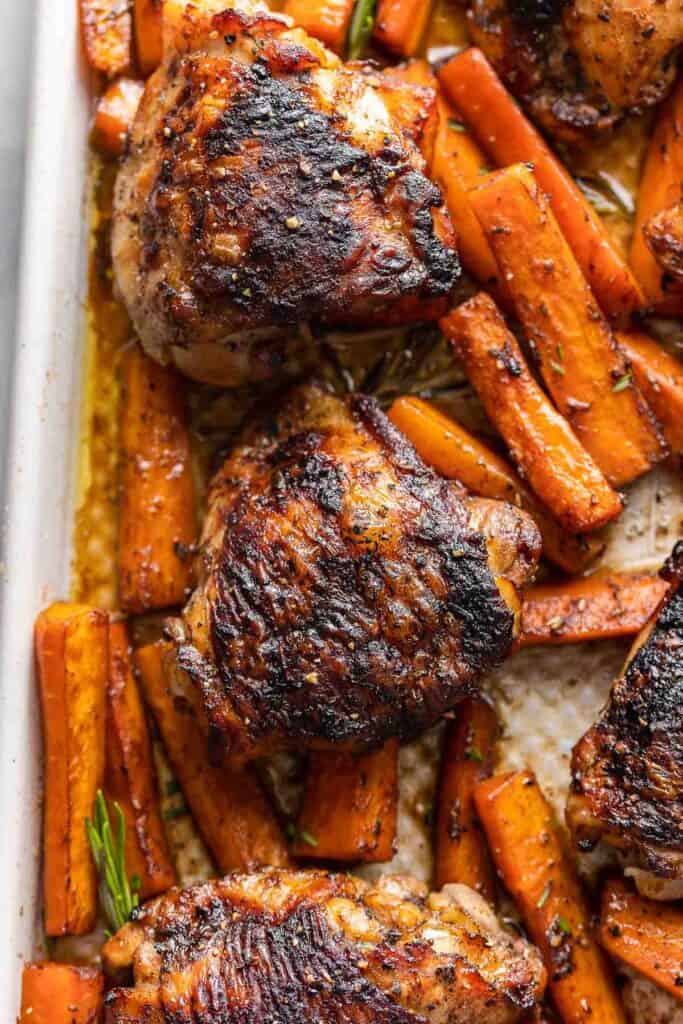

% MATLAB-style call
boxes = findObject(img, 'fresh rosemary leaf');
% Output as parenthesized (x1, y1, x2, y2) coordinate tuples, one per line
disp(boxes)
(536, 880, 552, 908)
(612, 371, 633, 393)
(448, 118, 467, 133)
(299, 829, 319, 848)
(347, 0, 377, 60)
(576, 178, 620, 216)
(86, 789, 139, 935)
(465, 746, 484, 763)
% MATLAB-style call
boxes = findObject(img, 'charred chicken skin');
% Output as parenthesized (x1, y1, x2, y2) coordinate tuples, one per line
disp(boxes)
(176, 383, 540, 760)
(568, 542, 683, 897)
(112, 1, 458, 386)
(103, 868, 547, 1023)
(468, 0, 683, 140)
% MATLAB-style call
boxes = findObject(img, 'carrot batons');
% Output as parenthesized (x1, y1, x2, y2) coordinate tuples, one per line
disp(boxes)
(119, 345, 196, 614)
(431, 100, 503, 293)
(20, 963, 103, 1024)
(475, 771, 627, 1024)
(283, 0, 355, 52)
(438, 48, 643, 319)
(292, 741, 399, 862)
(135, 642, 291, 873)
(520, 573, 669, 647)
(106, 620, 176, 900)
(629, 80, 683, 314)
(80, 0, 132, 78)
(599, 879, 683, 1003)
(388, 395, 600, 574)
(468, 165, 665, 488)
(35, 604, 107, 936)
(442, 293, 622, 534)
(373, 0, 433, 57)
(91, 78, 144, 158)
(134, 0, 163, 76)
(617, 330, 683, 459)
(434, 698, 498, 899)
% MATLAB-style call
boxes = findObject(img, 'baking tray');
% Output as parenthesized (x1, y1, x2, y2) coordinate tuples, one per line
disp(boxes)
(2, 3, 683, 1022)
(0, 0, 91, 1014)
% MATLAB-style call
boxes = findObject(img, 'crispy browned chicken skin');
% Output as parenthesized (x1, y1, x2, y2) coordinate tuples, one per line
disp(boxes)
(103, 869, 546, 1023)
(468, 0, 683, 140)
(175, 383, 540, 760)
(568, 542, 683, 897)
(112, 1, 458, 385)
(645, 201, 683, 283)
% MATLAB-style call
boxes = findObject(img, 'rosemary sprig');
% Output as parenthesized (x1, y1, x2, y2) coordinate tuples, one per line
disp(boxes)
(347, 0, 377, 60)
(86, 790, 140, 936)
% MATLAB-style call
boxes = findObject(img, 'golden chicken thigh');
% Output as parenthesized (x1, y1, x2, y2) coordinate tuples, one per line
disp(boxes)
(568, 542, 683, 897)
(468, 0, 683, 139)
(174, 382, 540, 760)
(112, 2, 458, 385)
(103, 869, 546, 1024)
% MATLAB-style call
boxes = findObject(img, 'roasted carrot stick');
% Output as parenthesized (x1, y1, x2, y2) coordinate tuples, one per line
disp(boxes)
(292, 741, 399, 862)
(283, 0, 355, 52)
(434, 698, 498, 899)
(520, 573, 668, 647)
(373, 0, 433, 57)
(119, 345, 197, 614)
(475, 771, 627, 1024)
(106, 620, 176, 900)
(134, 0, 163, 76)
(91, 78, 144, 158)
(135, 641, 291, 873)
(438, 48, 643, 319)
(468, 165, 665, 487)
(80, 0, 132, 78)
(20, 963, 103, 1024)
(388, 396, 601, 574)
(630, 80, 683, 315)
(617, 330, 683, 459)
(442, 293, 622, 534)
(35, 603, 108, 936)
(599, 879, 683, 1003)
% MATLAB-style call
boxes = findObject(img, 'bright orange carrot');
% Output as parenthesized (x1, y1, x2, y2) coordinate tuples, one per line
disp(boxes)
(373, 0, 433, 57)
(134, 0, 163, 76)
(520, 573, 668, 647)
(20, 963, 103, 1024)
(442, 293, 623, 534)
(599, 879, 683, 1003)
(434, 698, 498, 899)
(119, 344, 197, 614)
(135, 642, 291, 873)
(438, 48, 643, 319)
(80, 0, 132, 77)
(433, 101, 506, 293)
(388, 396, 601, 574)
(468, 165, 665, 487)
(91, 78, 144, 158)
(292, 741, 399, 862)
(283, 0, 355, 52)
(617, 330, 683, 459)
(630, 80, 683, 314)
(35, 603, 108, 936)
(106, 620, 176, 900)
(475, 771, 627, 1024)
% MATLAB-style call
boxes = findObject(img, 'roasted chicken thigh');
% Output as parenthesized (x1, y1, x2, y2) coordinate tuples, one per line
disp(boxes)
(568, 542, 683, 897)
(175, 383, 540, 760)
(112, 1, 458, 385)
(468, 0, 683, 139)
(103, 869, 546, 1023)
